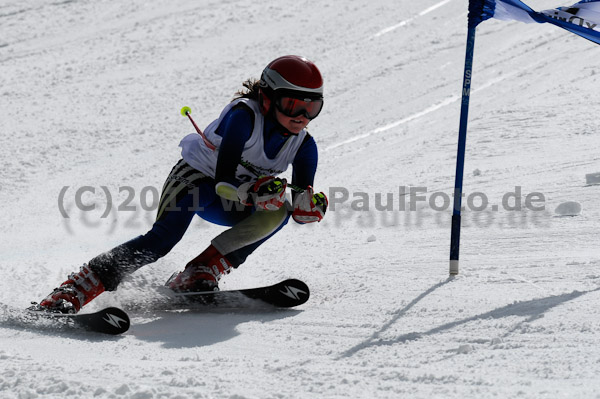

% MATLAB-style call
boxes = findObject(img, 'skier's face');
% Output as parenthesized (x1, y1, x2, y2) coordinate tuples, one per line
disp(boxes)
(274, 109, 309, 134)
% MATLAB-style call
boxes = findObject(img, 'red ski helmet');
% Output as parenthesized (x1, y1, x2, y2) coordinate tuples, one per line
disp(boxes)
(259, 55, 324, 119)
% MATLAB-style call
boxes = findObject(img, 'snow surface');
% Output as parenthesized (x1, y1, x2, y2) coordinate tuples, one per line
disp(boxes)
(1, 0, 600, 398)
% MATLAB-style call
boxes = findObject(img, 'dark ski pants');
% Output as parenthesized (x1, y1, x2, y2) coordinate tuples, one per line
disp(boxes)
(88, 160, 290, 291)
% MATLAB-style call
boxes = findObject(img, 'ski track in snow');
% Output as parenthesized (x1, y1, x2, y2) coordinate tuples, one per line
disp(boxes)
(372, 0, 454, 38)
(324, 71, 511, 152)
(1, 0, 600, 398)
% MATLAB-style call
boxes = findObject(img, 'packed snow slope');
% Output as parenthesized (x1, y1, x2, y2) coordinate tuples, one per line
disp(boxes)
(1, 0, 600, 398)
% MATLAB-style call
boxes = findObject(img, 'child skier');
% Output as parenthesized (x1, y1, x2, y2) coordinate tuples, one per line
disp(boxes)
(37, 55, 328, 314)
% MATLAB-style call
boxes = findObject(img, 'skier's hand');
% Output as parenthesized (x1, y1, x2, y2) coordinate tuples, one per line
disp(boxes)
(237, 176, 287, 211)
(292, 186, 328, 223)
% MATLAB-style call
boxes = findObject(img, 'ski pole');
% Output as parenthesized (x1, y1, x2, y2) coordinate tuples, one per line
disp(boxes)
(181, 106, 304, 193)
(180, 106, 216, 150)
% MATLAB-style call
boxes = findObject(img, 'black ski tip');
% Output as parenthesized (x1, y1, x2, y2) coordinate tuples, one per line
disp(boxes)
(76, 307, 131, 335)
(22, 306, 130, 335)
(271, 279, 310, 308)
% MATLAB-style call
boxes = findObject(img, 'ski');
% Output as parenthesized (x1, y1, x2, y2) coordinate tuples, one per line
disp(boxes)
(161, 279, 310, 310)
(23, 306, 130, 335)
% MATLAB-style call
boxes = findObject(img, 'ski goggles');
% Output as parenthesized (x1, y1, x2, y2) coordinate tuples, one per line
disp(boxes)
(275, 95, 324, 120)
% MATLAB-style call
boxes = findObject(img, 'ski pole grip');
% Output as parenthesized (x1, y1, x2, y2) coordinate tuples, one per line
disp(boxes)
(180, 106, 192, 116)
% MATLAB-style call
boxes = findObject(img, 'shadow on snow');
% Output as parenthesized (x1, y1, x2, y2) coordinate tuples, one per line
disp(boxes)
(340, 279, 599, 358)
(129, 308, 303, 348)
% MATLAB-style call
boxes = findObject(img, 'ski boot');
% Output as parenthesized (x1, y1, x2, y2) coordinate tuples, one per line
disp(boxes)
(167, 245, 232, 292)
(36, 264, 105, 314)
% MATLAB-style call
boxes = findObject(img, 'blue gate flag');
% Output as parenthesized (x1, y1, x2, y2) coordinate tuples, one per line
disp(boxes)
(469, 0, 600, 44)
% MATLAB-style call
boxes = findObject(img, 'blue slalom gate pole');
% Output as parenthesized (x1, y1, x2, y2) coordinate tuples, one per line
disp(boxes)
(450, 26, 477, 276)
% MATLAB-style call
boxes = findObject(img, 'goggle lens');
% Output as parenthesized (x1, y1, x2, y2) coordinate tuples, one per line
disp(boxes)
(276, 96, 323, 119)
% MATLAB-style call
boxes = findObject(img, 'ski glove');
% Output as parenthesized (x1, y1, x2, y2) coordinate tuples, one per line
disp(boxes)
(292, 186, 328, 223)
(237, 176, 287, 211)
